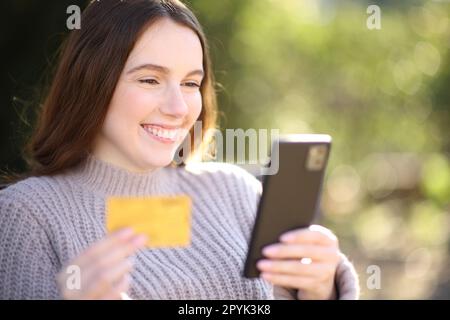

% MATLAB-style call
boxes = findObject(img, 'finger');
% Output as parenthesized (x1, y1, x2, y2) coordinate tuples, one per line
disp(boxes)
(104, 258, 134, 285)
(84, 241, 140, 283)
(61, 233, 145, 291)
(83, 258, 134, 299)
(75, 228, 136, 266)
(88, 234, 147, 272)
(59, 233, 145, 300)
(262, 243, 338, 262)
(99, 275, 131, 300)
(260, 272, 316, 290)
(257, 260, 331, 277)
(309, 225, 339, 242)
(279, 226, 338, 246)
(117, 274, 131, 298)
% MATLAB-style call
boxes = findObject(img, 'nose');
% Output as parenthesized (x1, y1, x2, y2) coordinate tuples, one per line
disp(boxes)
(160, 84, 189, 118)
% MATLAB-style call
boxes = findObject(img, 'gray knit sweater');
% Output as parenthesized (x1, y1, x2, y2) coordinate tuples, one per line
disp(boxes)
(0, 156, 359, 299)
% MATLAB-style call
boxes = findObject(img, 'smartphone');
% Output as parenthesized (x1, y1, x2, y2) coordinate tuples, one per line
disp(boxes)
(243, 134, 332, 278)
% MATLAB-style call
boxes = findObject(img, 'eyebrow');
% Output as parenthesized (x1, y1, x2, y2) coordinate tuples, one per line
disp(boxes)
(126, 63, 204, 78)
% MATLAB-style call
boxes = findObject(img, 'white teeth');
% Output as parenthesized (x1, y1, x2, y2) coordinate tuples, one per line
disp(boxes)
(142, 125, 178, 140)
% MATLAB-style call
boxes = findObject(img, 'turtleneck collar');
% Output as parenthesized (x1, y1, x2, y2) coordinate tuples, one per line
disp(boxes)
(69, 155, 175, 197)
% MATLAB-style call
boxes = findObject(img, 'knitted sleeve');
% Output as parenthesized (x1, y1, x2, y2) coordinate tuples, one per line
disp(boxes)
(335, 253, 360, 300)
(0, 189, 61, 299)
(220, 165, 360, 300)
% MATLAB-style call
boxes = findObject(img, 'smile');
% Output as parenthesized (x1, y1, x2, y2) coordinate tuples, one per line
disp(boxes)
(140, 124, 180, 144)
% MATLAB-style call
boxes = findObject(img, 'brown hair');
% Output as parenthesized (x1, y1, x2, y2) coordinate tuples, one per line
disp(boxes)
(25, 0, 217, 177)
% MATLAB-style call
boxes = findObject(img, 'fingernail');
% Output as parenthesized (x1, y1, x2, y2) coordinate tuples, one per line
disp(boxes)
(133, 235, 148, 246)
(117, 228, 134, 239)
(280, 233, 294, 242)
(262, 245, 278, 256)
(257, 260, 272, 269)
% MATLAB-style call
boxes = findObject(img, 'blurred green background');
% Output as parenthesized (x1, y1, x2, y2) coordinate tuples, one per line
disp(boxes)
(1, 0, 449, 299)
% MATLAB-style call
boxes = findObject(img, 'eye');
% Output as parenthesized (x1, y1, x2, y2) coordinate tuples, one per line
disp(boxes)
(138, 79, 159, 85)
(182, 81, 201, 88)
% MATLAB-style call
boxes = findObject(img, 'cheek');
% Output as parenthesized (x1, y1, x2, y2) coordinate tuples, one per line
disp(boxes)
(108, 85, 158, 127)
(186, 92, 203, 123)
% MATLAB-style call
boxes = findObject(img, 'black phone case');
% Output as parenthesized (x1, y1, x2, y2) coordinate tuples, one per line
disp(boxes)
(243, 136, 331, 278)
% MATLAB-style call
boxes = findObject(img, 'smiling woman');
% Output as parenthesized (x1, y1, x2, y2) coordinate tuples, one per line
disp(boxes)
(93, 17, 205, 171)
(0, 0, 359, 300)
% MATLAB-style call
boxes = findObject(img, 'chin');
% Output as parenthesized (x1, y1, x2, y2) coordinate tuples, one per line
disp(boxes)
(140, 154, 175, 169)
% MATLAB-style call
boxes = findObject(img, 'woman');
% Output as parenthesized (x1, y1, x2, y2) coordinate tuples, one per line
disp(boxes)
(0, 0, 359, 300)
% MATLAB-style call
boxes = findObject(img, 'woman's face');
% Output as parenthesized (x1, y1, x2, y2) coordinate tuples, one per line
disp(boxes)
(93, 18, 204, 172)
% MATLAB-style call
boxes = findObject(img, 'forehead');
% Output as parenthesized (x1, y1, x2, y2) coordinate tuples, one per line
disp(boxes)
(126, 17, 204, 71)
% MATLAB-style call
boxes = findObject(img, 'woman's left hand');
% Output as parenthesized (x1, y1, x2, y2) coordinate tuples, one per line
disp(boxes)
(257, 225, 341, 300)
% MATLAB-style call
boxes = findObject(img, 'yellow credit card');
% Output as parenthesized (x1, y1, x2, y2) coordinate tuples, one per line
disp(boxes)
(106, 195, 192, 248)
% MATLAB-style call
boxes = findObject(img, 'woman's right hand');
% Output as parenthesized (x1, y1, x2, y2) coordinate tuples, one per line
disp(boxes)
(57, 228, 147, 300)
